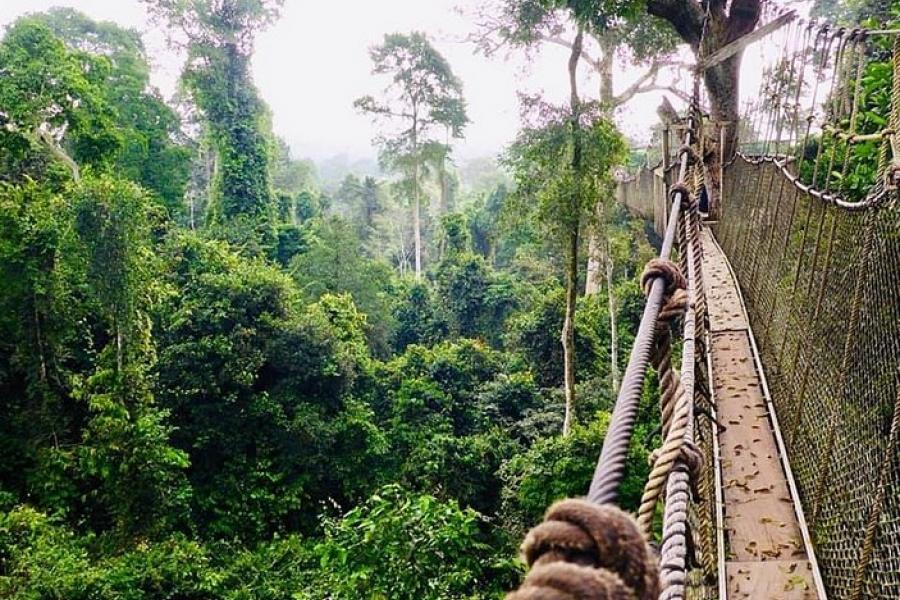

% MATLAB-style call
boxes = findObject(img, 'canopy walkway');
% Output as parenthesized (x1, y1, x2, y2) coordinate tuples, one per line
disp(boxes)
(506, 14, 900, 600)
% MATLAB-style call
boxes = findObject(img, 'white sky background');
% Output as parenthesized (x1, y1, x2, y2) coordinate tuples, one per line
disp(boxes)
(1, 0, 810, 163)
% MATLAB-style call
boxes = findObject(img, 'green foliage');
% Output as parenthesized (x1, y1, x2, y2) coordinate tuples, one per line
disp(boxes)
(291, 217, 397, 355)
(0, 5, 670, 597)
(504, 99, 626, 240)
(499, 415, 610, 533)
(799, 18, 899, 199)
(505, 287, 609, 388)
(474, 0, 678, 85)
(154, 233, 385, 540)
(0, 20, 120, 183)
(24, 8, 192, 213)
(315, 484, 519, 600)
(391, 281, 451, 352)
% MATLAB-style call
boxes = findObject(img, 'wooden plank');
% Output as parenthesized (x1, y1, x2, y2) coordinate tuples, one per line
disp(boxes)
(700, 229, 748, 331)
(701, 12, 798, 70)
(727, 560, 817, 599)
(700, 228, 820, 598)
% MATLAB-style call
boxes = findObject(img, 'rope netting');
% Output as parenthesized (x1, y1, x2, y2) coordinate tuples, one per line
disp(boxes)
(715, 22, 900, 600)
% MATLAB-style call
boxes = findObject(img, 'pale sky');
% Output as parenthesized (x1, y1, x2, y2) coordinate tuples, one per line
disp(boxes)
(2, 0, 794, 164)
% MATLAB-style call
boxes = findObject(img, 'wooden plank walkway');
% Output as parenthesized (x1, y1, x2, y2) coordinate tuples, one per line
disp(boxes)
(700, 228, 819, 600)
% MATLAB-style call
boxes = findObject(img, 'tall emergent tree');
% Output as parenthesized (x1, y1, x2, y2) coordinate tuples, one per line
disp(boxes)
(143, 0, 284, 252)
(355, 32, 468, 280)
(504, 26, 626, 435)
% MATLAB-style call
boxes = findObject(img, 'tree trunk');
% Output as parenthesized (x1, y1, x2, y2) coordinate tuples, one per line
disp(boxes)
(562, 27, 585, 436)
(585, 232, 603, 295)
(585, 35, 616, 297)
(561, 228, 579, 436)
(598, 36, 615, 107)
(647, 0, 761, 217)
(605, 239, 620, 395)
(33, 294, 47, 383)
(115, 317, 124, 375)
(413, 186, 421, 279)
(412, 113, 422, 280)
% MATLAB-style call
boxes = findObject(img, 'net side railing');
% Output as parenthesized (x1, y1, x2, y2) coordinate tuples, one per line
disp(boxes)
(716, 24, 900, 600)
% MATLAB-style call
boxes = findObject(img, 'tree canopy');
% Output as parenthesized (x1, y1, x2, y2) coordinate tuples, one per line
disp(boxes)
(0, 5, 666, 599)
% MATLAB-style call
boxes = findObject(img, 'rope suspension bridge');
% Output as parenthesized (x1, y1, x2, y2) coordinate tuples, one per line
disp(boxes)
(504, 10, 900, 600)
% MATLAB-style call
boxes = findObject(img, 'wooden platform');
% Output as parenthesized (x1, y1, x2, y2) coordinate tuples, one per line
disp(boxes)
(700, 229, 819, 600)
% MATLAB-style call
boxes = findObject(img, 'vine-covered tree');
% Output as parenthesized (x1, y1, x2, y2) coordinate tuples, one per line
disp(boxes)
(143, 0, 284, 252)
(355, 32, 469, 279)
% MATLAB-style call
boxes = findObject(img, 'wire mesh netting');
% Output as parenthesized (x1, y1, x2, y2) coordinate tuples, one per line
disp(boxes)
(712, 19, 900, 598)
(715, 149, 900, 599)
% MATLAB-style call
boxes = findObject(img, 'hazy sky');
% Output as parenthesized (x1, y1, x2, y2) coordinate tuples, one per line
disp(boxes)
(1, 0, 704, 162)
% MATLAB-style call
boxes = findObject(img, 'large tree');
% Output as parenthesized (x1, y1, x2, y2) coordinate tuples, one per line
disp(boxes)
(0, 20, 120, 184)
(504, 37, 626, 435)
(17, 8, 192, 214)
(143, 0, 284, 252)
(355, 32, 469, 280)
(471, 0, 681, 394)
(472, 0, 683, 109)
(646, 0, 762, 158)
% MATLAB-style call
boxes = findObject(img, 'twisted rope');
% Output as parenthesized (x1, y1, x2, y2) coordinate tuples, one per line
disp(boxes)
(507, 499, 660, 600)
(636, 259, 690, 536)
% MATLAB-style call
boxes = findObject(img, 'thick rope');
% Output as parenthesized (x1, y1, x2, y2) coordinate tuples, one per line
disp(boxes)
(507, 499, 660, 600)
(635, 260, 689, 535)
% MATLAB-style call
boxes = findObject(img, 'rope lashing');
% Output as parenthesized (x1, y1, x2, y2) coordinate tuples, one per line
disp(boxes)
(507, 499, 660, 600)
(634, 258, 694, 536)
(640, 259, 686, 297)
(676, 145, 700, 165)
(667, 183, 692, 207)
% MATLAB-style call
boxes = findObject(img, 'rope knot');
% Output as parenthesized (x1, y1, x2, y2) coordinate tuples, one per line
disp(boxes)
(668, 182, 692, 208)
(679, 440, 704, 481)
(640, 259, 686, 298)
(677, 144, 699, 165)
(509, 499, 660, 600)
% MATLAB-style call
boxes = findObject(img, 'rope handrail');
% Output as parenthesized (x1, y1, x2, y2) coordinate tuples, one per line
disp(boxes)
(587, 125, 695, 506)
(735, 152, 894, 210)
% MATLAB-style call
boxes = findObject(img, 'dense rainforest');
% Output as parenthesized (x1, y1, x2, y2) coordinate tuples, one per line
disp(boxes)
(0, 5, 661, 597)
(0, 0, 835, 596)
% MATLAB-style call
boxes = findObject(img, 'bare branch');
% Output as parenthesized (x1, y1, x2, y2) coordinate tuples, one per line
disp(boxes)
(611, 59, 692, 106)
(541, 34, 601, 70)
(613, 60, 664, 105)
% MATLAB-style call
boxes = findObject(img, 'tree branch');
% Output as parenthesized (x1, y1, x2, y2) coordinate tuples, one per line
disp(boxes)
(612, 59, 693, 106)
(647, 0, 705, 49)
(34, 126, 80, 181)
(541, 34, 601, 70)
(613, 59, 664, 105)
